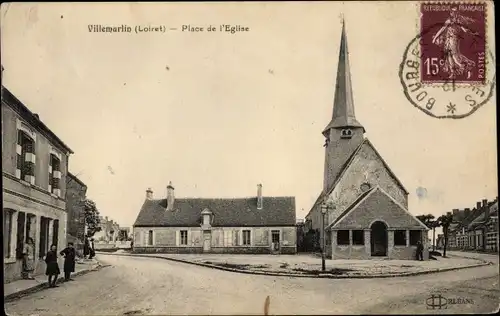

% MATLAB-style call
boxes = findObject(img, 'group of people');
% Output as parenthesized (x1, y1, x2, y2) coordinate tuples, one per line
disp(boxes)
(21, 237, 93, 287)
(44, 243, 77, 287)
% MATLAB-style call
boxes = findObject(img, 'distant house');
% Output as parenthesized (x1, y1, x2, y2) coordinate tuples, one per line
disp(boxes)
(93, 216, 120, 242)
(304, 23, 428, 260)
(133, 183, 297, 254)
(444, 198, 498, 252)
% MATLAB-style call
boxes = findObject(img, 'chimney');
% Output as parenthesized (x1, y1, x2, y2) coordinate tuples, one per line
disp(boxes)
(166, 181, 175, 211)
(146, 188, 153, 200)
(482, 199, 488, 207)
(452, 209, 459, 216)
(464, 208, 471, 218)
(257, 184, 263, 210)
(476, 202, 482, 210)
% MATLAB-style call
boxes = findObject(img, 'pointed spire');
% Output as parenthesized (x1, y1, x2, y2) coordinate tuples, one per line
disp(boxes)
(323, 19, 365, 136)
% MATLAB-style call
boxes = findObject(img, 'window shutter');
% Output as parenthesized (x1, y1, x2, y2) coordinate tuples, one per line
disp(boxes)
(234, 229, 239, 246)
(175, 230, 180, 246)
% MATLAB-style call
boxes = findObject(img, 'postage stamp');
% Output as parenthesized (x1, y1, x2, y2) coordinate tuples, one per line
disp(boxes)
(399, 1, 495, 119)
(420, 2, 486, 84)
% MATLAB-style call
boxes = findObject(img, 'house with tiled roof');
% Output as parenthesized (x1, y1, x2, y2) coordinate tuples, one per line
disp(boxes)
(304, 22, 428, 260)
(133, 183, 297, 254)
(438, 198, 498, 252)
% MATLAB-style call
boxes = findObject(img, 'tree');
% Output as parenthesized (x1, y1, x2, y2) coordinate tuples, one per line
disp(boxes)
(429, 220, 441, 251)
(416, 214, 437, 249)
(84, 199, 102, 237)
(437, 213, 454, 257)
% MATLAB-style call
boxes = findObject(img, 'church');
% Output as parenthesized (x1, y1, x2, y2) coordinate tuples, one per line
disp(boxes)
(304, 22, 429, 260)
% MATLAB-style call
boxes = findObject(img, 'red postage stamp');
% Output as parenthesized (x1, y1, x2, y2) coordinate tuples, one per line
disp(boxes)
(420, 2, 486, 84)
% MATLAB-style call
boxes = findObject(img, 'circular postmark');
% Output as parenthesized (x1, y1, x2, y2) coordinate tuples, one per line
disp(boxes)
(399, 23, 496, 119)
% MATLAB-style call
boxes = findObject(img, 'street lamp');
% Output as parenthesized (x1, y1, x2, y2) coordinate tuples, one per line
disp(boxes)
(320, 203, 333, 272)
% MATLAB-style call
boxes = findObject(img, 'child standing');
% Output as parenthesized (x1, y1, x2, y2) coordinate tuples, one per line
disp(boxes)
(45, 244, 60, 287)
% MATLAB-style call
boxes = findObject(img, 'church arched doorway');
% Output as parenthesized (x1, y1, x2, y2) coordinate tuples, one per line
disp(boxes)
(370, 221, 388, 256)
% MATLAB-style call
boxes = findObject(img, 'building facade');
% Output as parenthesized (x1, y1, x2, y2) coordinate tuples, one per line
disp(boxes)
(2, 83, 74, 283)
(438, 199, 498, 252)
(304, 22, 428, 260)
(66, 172, 88, 246)
(133, 183, 297, 254)
(93, 216, 121, 242)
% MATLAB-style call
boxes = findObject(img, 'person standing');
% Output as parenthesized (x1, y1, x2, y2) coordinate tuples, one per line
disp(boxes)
(416, 241, 424, 261)
(88, 238, 96, 259)
(60, 242, 76, 281)
(45, 244, 60, 287)
(83, 237, 90, 259)
(22, 237, 36, 280)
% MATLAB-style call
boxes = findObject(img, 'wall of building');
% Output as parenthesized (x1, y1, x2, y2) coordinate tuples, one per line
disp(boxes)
(326, 142, 408, 224)
(307, 141, 409, 245)
(330, 229, 429, 260)
(3, 190, 67, 283)
(133, 226, 297, 254)
(2, 105, 69, 198)
(65, 175, 87, 243)
(2, 103, 70, 283)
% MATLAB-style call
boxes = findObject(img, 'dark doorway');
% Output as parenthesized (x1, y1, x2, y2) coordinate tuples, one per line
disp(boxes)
(370, 221, 388, 256)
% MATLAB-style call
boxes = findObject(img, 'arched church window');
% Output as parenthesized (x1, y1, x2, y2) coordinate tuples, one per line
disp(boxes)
(341, 129, 353, 139)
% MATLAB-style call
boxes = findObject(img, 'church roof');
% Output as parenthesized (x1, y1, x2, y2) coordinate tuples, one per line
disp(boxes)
(322, 20, 365, 136)
(133, 197, 296, 227)
(327, 186, 428, 230)
(307, 138, 409, 218)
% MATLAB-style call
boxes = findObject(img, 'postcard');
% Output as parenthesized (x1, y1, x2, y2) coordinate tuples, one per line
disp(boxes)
(2, 2, 497, 315)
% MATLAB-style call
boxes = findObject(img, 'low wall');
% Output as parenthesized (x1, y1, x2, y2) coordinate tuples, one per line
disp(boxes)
(133, 246, 297, 255)
(94, 241, 131, 250)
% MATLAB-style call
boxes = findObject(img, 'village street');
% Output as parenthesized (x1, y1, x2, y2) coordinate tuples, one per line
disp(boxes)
(5, 252, 499, 315)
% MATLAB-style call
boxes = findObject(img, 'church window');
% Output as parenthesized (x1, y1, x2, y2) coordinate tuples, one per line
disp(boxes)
(360, 183, 371, 192)
(352, 230, 364, 245)
(337, 230, 349, 245)
(394, 230, 406, 246)
(409, 230, 422, 246)
(340, 129, 353, 139)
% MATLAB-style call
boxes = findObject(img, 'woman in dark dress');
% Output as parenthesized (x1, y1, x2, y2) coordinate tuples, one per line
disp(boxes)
(83, 237, 90, 259)
(45, 244, 60, 288)
(60, 242, 76, 281)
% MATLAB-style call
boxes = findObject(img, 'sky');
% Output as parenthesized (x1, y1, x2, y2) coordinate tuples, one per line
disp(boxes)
(1, 2, 497, 234)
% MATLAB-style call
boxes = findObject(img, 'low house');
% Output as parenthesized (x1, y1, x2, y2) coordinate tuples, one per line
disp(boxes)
(443, 198, 498, 252)
(132, 183, 297, 254)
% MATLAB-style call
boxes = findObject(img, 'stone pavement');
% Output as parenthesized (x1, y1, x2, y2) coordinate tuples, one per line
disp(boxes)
(97, 251, 490, 278)
(4, 258, 106, 301)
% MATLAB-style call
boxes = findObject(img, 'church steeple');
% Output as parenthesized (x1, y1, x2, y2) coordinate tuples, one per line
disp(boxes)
(322, 19, 366, 193)
(322, 19, 365, 137)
